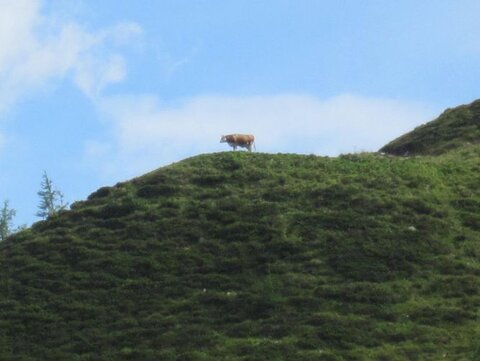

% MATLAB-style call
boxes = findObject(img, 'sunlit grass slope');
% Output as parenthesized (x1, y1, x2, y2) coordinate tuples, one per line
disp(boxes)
(381, 99, 480, 156)
(1, 146, 480, 360)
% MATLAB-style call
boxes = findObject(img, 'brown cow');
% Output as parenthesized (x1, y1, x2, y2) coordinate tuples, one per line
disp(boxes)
(220, 134, 255, 152)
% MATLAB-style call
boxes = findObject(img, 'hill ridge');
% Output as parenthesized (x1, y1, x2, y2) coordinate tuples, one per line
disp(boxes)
(380, 98, 480, 156)
(1, 101, 480, 359)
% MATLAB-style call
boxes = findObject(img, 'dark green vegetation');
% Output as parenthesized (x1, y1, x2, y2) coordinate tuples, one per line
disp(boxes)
(1, 102, 480, 360)
(381, 99, 480, 156)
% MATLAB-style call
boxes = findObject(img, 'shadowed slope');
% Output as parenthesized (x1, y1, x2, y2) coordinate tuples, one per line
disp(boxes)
(380, 99, 480, 156)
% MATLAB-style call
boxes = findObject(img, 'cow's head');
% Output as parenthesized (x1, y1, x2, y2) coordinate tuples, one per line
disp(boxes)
(220, 135, 227, 143)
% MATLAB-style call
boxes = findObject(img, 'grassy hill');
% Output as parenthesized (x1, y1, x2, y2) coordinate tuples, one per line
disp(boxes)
(380, 99, 480, 156)
(1, 108, 480, 360)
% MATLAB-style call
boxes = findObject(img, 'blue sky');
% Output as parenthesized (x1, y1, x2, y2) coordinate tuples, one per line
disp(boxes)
(1, 0, 480, 227)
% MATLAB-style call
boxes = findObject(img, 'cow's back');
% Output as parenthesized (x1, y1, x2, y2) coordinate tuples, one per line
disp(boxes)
(230, 134, 254, 145)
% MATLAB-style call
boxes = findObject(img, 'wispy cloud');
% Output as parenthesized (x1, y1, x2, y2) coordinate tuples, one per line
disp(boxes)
(156, 40, 203, 77)
(88, 93, 436, 179)
(0, 0, 142, 111)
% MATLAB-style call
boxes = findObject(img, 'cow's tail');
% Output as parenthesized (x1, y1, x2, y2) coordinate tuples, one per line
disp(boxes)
(253, 141, 256, 151)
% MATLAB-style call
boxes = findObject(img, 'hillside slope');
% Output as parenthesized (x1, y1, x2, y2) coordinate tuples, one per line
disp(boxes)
(1, 147, 480, 360)
(380, 99, 480, 156)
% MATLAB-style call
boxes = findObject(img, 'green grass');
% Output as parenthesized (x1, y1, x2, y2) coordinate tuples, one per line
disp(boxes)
(0, 144, 479, 360)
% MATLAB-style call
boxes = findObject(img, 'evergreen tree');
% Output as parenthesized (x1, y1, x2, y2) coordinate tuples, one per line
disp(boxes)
(0, 200, 16, 241)
(37, 172, 67, 219)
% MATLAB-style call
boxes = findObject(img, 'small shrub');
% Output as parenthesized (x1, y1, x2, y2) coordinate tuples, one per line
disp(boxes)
(87, 186, 113, 200)
(137, 184, 176, 198)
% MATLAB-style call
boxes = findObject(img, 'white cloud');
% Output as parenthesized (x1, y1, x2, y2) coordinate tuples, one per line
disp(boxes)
(90, 93, 436, 179)
(0, 0, 39, 72)
(0, 0, 142, 111)
(0, 0, 142, 156)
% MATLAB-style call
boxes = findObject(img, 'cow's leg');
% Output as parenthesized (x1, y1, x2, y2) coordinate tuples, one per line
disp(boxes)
(247, 144, 252, 152)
